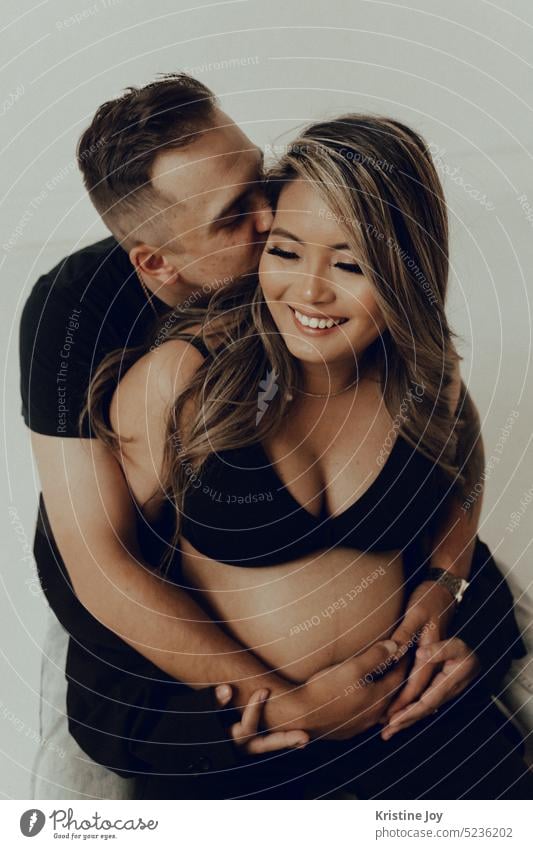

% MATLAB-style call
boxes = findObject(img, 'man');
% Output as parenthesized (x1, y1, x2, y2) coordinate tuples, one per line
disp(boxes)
(20, 73, 526, 799)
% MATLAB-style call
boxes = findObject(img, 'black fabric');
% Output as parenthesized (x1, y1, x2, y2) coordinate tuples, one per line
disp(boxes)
(135, 687, 533, 800)
(450, 538, 527, 697)
(19, 236, 162, 438)
(181, 436, 447, 566)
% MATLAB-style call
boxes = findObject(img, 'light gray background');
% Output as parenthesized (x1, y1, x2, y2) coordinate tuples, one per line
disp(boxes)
(1, 0, 532, 798)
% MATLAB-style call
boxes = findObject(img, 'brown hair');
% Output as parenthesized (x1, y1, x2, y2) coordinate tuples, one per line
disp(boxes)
(77, 72, 217, 247)
(86, 114, 479, 573)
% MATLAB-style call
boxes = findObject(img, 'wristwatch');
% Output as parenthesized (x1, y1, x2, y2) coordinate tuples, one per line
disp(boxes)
(423, 567, 470, 605)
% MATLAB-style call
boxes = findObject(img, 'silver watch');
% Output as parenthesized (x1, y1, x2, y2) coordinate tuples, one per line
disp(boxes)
(424, 567, 470, 605)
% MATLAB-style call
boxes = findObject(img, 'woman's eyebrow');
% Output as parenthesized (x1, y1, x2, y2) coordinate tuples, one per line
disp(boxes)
(271, 227, 350, 251)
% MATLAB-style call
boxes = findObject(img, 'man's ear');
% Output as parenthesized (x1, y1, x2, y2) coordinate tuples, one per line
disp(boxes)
(129, 244, 181, 287)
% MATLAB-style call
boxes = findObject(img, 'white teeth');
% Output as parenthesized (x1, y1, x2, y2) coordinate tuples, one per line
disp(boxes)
(293, 309, 343, 330)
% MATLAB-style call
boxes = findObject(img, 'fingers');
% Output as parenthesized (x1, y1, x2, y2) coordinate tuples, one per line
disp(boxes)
(355, 639, 400, 680)
(389, 605, 428, 653)
(234, 688, 269, 741)
(415, 637, 469, 665)
(384, 662, 436, 719)
(230, 688, 309, 754)
(244, 730, 309, 755)
(383, 630, 441, 718)
(371, 655, 409, 708)
(380, 656, 478, 739)
(381, 694, 441, 739)
(389, 625, 418, 658)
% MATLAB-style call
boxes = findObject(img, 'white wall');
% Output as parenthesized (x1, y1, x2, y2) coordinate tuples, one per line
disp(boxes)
(1, 0, 532, 798)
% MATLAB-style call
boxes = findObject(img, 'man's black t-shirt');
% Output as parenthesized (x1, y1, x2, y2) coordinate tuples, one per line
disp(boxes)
(20, 236, 155, 438)
(20, 237, 239, 780)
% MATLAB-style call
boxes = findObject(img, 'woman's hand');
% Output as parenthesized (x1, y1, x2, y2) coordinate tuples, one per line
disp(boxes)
(215, 685, 310, 754)
(383, 580, 457, 718)
(296, 641, 409, 740)
(379, 638, 481, 739)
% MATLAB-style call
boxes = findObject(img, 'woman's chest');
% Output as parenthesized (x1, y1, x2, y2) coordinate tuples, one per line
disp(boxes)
(263, 394, 397, 519)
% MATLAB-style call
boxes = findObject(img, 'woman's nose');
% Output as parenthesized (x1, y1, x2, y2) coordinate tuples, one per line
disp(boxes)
(297, 271, 334, 304)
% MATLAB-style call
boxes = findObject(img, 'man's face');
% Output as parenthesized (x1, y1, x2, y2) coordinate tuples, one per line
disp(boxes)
(150, 109, 273, 291)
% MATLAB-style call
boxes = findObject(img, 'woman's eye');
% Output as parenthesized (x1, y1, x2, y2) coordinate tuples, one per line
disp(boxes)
(335, 261, 363, 274)
(267, 245, 299, 260)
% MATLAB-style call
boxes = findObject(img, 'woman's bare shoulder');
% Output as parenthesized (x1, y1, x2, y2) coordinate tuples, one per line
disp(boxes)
(109, 338, 205, 442)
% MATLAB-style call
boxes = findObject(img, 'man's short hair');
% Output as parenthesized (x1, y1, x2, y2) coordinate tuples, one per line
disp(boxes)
(77, 73, 218, 247)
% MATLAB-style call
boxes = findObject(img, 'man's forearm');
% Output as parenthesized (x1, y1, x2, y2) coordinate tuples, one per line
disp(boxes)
(428, 393, 485, 580)
(73, 552, 292, 708)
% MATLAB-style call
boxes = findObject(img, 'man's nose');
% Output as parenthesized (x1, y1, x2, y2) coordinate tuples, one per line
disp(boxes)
(254, 202, 274, 233)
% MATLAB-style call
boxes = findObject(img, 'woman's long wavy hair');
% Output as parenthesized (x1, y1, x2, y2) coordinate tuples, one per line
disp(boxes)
(84, 114, 477, 574)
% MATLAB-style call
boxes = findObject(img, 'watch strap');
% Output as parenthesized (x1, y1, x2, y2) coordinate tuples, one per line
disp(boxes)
(423, 567, 470, 604)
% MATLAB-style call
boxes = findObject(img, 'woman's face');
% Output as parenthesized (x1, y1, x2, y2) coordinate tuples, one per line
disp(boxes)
(259, 178, 387, 369)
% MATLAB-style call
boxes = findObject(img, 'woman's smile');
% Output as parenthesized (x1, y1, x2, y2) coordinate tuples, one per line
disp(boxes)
(290, 305, 349, 335)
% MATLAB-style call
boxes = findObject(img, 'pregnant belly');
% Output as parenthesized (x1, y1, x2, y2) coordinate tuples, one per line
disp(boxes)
(180, 538, 406, 683)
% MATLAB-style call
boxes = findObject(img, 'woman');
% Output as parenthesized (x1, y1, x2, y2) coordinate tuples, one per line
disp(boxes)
(88, 115, 532, 799)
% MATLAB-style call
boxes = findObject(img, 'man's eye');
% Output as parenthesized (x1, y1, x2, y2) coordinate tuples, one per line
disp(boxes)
(221, 198, 251, 229)
(222, 208, 246, 229)
(267, 246, 299, 259)
(335, 261, 363, 274)
(223, 214, 244, 229)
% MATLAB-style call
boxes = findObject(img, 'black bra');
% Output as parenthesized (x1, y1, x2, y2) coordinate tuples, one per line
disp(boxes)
(175, 337, 446, 568)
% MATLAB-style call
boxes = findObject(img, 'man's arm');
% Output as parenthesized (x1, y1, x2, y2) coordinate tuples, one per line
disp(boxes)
(384, 380, 523, 722)
(426, 382, 485, 580)
(390, 372, 484, 655)
(31, 431, 289, 707)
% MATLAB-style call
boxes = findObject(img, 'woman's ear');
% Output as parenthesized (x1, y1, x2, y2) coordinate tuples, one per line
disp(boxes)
(129, 244, 180, 287)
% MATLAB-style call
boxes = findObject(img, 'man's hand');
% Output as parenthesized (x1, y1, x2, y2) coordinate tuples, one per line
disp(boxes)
(215, 685, 309, 754)
(380, 638, 481, 739)
(277, 641, 409, 741)
(383, 581, 457, 719)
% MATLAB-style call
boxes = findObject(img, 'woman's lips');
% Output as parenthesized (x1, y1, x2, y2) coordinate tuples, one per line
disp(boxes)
(289, 305, 348, 336)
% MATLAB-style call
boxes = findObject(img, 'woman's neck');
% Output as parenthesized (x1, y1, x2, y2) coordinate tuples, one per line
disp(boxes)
(297, 351, 375, 397)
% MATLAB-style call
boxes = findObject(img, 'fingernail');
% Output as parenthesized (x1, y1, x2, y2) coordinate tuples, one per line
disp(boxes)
(258, 688, 269, 700)
(215, 685, 231, 702)
(417, 648, 429, 658)
(382, 640, 398, 654)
